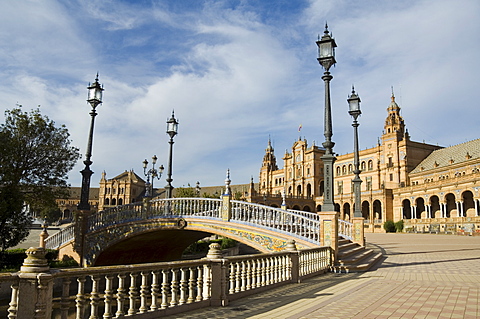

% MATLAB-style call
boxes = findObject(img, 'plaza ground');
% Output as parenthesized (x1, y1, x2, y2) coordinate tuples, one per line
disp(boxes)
(163, 233, 480, 319)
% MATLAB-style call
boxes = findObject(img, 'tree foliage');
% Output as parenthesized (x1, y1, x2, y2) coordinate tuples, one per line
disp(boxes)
(175, 184, 198, 198)
(0, 107, 80, 250)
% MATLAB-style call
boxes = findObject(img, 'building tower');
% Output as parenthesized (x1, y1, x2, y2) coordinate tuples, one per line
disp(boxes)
(380, 92, 406, 189)
(259, 138, 278, 195)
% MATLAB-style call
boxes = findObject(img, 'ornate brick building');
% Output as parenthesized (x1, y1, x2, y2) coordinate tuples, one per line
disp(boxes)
(248, 94, 480, 233)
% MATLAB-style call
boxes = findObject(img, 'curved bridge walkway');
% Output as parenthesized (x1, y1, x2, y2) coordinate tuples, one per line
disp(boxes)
(45, 197, 356, 266)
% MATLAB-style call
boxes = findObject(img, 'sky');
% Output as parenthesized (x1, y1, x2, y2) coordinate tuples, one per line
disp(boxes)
(0, 0, 479, 189)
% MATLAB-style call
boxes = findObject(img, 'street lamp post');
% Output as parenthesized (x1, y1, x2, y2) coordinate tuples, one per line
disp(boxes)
(165, 111, 178, 198)
(142, 155, 164, 197)
(78, 74, 103, 211)
(348, 87, 363, 218)
(195, 181, 201, 197)
(316, 23, 337, 212)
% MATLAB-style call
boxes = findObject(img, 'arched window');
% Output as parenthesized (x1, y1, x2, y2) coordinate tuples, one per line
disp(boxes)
(342, 165, 347, 174)
(118, 198, 123, 205)
(336, 166, 341, 176)
(368, 160, 373, 170)
(348, 164, 353, 174)
(112, 198, 116, 206)
(361, 161, 366, 171)
(105, 198, 110, 205)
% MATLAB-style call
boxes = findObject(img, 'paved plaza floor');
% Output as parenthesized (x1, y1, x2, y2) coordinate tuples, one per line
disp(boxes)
(164, 233, 480, 319)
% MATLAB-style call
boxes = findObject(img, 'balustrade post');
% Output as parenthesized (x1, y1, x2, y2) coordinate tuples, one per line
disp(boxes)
(285, 240, 300, 283)
(352, 217, 365, 247)
(318, 211, 339, 264)
(15, 247, 53, 319)
(142, 197, 151, 215)
(221, 194, 232, 221)
(204, 243, 228, 306)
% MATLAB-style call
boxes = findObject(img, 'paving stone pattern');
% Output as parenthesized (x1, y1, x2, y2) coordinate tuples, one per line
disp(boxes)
(164, 233, 480, 319)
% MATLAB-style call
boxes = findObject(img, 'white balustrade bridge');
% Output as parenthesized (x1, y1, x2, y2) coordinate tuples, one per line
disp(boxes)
(45, 198, 353, 266)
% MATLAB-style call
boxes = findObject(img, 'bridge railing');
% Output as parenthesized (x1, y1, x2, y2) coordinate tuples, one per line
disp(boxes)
(45, 224, 75, 249)
(231, 201, 321, 243)
(86, 198, 223, 234)
(45, 198, 324, 251)
(87, 202, 145, 233)
(6, 245, 332, 318)
(287, 209, 321, 221)
(338, 219, 353, 240)
(150, 198, 223, 219)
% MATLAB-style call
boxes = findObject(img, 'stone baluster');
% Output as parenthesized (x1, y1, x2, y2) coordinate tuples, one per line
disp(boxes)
(228, 263, 235, 294)
(150, 271, 160, 310)
(273, 257, 278, 283)
(115, 274, 127, 317)
(179, 268, 188, 305)
(75, 276, 86, 319)
(261, 258, 267, 287)
(187, 267, 196, 304)
(128, 273, 138, 315)
(234, 262, 241, 293)
(280, 255, 289, 281)
(89, 275, 101, 319)
(196, 266, 203, 302)
(7, 280, 18, 319)
(202, 264, 211, 301)
(245, 260, 252, 290)
(267, 257, 273, 285)
(139, 271, 149, 313)
(170, 269, 179, 307)
(60, 278, 71, 319)
(103, 275, 114, 319)
(160, 270, 169, 309)
(255, 259, 262, 288)
(249, 260, 256, 289)
(240, 261, 247, 291)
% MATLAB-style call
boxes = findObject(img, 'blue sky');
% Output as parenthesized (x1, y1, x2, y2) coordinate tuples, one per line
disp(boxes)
(1, 0, 479, 189)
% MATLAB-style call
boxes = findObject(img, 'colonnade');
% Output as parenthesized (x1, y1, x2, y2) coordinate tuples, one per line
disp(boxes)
(404, 198, 480, 219)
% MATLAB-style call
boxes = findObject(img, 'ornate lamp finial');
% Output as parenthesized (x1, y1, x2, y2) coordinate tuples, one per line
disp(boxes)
(224, 169, 231, 195)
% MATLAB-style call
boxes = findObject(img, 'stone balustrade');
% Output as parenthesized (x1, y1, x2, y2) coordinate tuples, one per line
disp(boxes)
(338, 219, 353, 240)
(287, 209, 321, 221)
(3, 243, 332, 318)
(45, 224, 75, 250)
(231, 200, 321, 243)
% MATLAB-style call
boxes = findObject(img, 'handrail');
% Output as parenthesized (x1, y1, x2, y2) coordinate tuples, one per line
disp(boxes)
(5, 246, 332, 318)
(338, 219, 353, 240)
(230, 200, 320, 243)
(44, 224, 75, 249)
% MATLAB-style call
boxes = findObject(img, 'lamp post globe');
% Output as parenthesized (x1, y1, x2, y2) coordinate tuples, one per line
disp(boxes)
(316, 23, 337, 212)
(143, 155, 164, 198)
(348, 87, 363, 218)
(78, 74, 104, 211)
(165, 111, 178, 198)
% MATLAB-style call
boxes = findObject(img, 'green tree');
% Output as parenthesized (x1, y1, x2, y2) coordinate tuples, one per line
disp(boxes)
(175, 184, 197, 198)
(0, 107, 80, 251)
(39, 206, 62, 224)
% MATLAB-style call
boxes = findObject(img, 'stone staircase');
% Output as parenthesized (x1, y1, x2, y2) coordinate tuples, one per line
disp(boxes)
(334, 238, 383, 272)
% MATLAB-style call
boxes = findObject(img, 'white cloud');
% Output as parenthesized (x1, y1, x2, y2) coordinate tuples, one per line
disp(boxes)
(1, 0, 479, 189)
